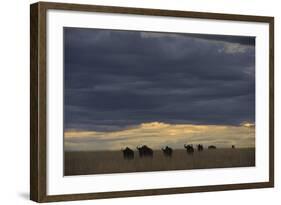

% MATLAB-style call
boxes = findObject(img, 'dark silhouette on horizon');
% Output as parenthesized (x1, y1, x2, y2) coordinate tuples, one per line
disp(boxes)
(197, 144, 204, 152)
(184, 144, 194, 154)
(137, 145, 153, 158)
(162, 146, 173, 157)
(120, 144, 225, 160)
(121, 147, 134, 160)
(208, 145, 217, 149)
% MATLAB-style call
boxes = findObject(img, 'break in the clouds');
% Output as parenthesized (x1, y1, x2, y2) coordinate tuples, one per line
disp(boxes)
(64, 27, 255, 132)
(65, 122, 255, 151)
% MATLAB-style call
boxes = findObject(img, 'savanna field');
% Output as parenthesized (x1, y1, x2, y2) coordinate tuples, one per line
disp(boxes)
(64, 148, 255, 176)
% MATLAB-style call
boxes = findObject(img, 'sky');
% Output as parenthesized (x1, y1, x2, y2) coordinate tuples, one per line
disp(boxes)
(63, 27, 255, 151)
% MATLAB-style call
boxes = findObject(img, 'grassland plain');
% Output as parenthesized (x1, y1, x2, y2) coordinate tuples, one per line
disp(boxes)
(64, 148, 255, 176)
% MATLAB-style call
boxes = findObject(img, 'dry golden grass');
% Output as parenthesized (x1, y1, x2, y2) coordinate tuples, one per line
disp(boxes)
(64, 148, 255, 176)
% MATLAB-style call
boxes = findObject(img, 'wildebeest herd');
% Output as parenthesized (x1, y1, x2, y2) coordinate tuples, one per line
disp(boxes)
(121, 144, 235, 160)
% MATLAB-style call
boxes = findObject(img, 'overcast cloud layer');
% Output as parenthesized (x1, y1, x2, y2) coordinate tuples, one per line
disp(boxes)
(64, 27, 255, 132)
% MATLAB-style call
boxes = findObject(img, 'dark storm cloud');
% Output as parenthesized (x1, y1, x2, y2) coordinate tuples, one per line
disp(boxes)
(184, 33, 255, 46)
(64, 27, 255, 131)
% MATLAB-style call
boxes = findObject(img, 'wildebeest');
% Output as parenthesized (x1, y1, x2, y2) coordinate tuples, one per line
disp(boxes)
(197, 144, 204, 151)
(162, 146, 173, 157)
(208, 145, 217, 149)
(121, 147, 134, 160)
(232, 145, 235, 149)
(136, 145, 153, 158)
(184, 144, 194, 154)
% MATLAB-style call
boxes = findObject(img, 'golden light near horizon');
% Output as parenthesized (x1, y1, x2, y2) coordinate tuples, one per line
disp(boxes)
(64, 122, 255, 151)
(240, 122, 255, 128)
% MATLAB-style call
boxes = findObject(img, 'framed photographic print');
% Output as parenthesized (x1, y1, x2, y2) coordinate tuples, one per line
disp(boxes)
(30, 1, 274, 202)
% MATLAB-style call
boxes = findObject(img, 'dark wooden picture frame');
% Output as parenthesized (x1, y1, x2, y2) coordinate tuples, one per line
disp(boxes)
(30, 1, 274, 202)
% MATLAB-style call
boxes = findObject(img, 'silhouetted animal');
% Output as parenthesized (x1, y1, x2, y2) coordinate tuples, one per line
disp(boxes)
(121, 147, 134, 160)
(232, 145, 235, 149)
(184, 144, 194, 154)
(136, 145, 153, 158)
(208, 145, 217, 149)
(197, 144, 204, 152)
(162, 146, 173, 157)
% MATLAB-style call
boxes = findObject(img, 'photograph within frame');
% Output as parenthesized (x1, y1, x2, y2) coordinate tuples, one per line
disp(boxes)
(30, 2, 274, 202)
(63, 27, 256, 176)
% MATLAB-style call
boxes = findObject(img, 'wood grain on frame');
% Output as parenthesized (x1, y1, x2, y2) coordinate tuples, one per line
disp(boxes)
(30, 1, 274, 202)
